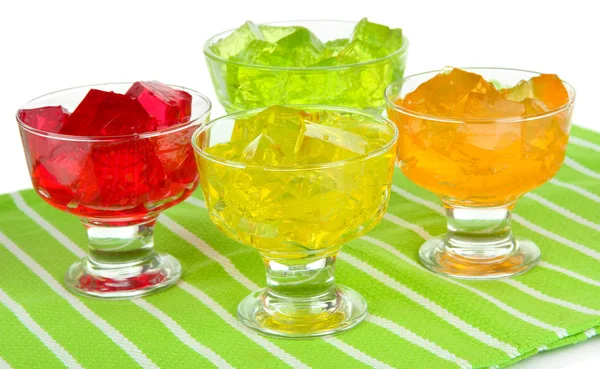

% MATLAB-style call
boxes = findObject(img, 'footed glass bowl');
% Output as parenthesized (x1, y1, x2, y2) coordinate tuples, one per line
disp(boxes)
(17, 83, 211, 299)
(192, 106, 398, 337)
(386, 68, 575, 279)
(204, 20, 409, 113)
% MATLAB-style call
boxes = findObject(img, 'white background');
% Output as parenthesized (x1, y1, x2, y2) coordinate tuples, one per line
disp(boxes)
(0, 0, 598, 367)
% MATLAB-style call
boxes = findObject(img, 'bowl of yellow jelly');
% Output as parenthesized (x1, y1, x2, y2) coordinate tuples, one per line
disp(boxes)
(192, 105, 398, 337)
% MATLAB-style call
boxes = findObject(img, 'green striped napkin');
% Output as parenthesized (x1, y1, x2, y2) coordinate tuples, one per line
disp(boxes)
(0, 125, 599, 369)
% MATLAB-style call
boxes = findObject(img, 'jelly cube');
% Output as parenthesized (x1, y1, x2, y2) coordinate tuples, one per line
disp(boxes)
(31, 141, 93, 207)
(231, 117, 263, 143)
(31, 163, 77, 206)
(61, 89, 157, 136)
(232, 66, 285, 106)
(270, 28, 325, 67)
(233, 40, 278, 65)
(522, 98, 549, 115)
(206, 141, 248, 162)
(529, 75, 569, 109)
(241, 133, 284, 165)
(258, 106, 307, 156)
(299, 126, 366, 165)
(259, 25, 299, 43)
(351, 18, 403, 54)
(126, 81, 192, 128)
(151, 126, 197, 182)
(304, 123, 367, 154)
(145, 133, 196, 208)
(455, 121, 521, 154)
(501, 79, 531, 102)
(336, 39, 385, 64)
(462, 92, 526, 119)
(331, 118, 394, 149)
(85, 141, 159, 209)
(501, 74, 569, 109)
(18, 106, 71, 166)
(403, 67, 499, 116)
(210, 21, 264, 59)
(18, 106, 69, 133)
(322, 38, 350, 59)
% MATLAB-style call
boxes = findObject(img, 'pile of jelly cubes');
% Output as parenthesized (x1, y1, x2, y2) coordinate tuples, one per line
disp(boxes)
(210, 18, 404, 67)
(18, 82, 198, 215)
(399, 67, 570, 118)
(20, 81, 192, 136)
(206, 106, 394, 166)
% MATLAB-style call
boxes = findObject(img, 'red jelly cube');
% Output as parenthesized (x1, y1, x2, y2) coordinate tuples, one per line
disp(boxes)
(81, 141, 165, 210)
(18, 106, 70, 133)
(126, 81, 192, 128)
(145, 126, 198, 205)
(151, 127, 194, 174)
(60, 89, 157, 136)
(31, 141, 93, 208)
(18, 107, 71, 166)
(32, 164, 76, 206)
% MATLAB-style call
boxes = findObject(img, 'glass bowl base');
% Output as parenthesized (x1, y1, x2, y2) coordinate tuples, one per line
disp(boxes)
(64, 253, 182, 299)
(419, 236, 540, 280)
(237, 285, 367, 338)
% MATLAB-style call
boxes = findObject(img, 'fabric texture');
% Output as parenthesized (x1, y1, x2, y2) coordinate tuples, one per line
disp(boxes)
(0, 125, 599, 369)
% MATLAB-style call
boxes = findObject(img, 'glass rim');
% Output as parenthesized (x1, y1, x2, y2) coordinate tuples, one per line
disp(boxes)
(16, 82, 212, 142)
(191, 104, 399, 172)
(384, 67, 576, 124)
(203, 19, 409, 72)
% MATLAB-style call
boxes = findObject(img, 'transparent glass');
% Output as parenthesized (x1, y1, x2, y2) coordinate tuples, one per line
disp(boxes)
(192, 106, 398, 337)
(204, 20, 409, 113)
(385, 68, 576, 279)
(17, 83, 211, 298)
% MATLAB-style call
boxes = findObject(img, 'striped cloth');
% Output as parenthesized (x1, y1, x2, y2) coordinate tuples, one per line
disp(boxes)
(1, 125, 599, 369)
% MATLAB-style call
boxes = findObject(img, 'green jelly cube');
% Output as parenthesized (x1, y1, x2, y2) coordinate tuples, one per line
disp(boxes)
(322, 38, 350, 59)
(233, 67, 287, 108)
(233, 40, 277, 65)
(351, 18, 403, 54)
(258, 106, 307, 156)
(210, 21, 265, 59)
(270, 28, 325, 67)
(259, 25, 299, 43)
(336, 39, 386, 64)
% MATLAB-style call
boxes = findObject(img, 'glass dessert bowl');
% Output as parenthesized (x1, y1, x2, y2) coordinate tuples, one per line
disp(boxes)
(204, 19, 409, 113)
(192, 105, 398, 337)
(386, 67, 575, 279)
(17, 82, 211, 298)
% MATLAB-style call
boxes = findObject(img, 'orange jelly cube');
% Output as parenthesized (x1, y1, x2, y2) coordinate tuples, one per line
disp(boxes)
(403, 68, 498, 116)
(501, 74, 569, 110)
(462, 92, 526, 119)
(522, 98, 549, 115)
